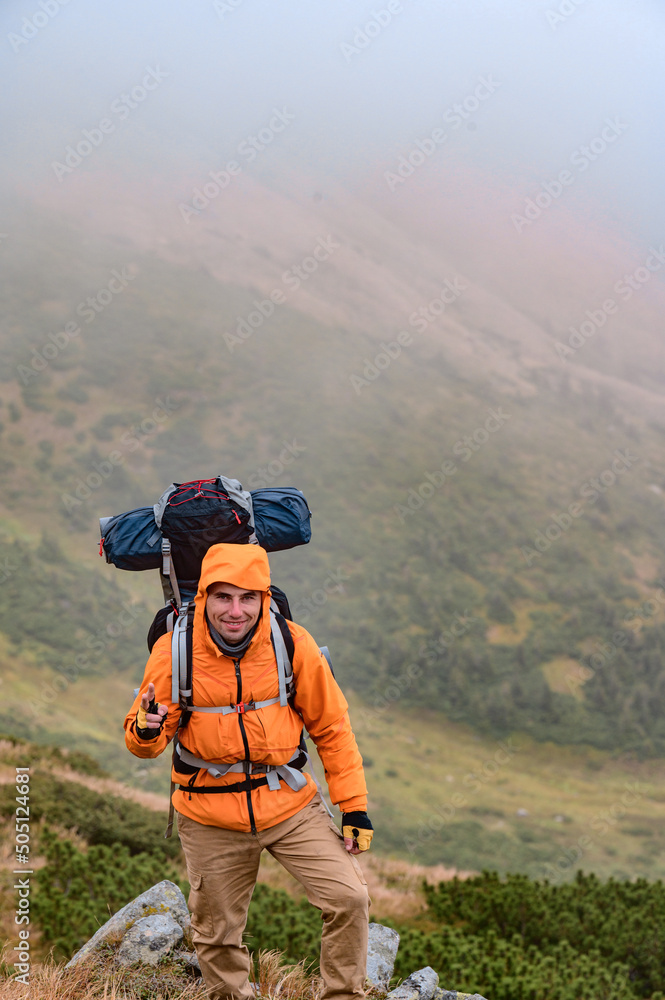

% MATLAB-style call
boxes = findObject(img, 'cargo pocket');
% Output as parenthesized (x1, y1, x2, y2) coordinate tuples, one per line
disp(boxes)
(349, 852, 368, 886)
(188, 871, 214, 938)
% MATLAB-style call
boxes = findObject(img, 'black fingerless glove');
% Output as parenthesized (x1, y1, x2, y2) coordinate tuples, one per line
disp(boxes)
(342, 811, 374, 851)
(136, 699, 166, 741)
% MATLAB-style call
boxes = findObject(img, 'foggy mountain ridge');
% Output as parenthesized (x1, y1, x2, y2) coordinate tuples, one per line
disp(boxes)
(11, 159, 665, 419)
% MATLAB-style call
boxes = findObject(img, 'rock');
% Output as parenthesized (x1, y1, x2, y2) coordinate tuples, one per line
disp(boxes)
(366, 922, 400, 988)
(434, 992, 489, 1000)
(387, 966, 439, 1000)
(175, 948, 201, 972)
(66, 880, 190, 968)
(117, 913, 183, 966)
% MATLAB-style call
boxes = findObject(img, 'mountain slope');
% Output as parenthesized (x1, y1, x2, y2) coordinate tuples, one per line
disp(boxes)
(1, 168, 665, 777)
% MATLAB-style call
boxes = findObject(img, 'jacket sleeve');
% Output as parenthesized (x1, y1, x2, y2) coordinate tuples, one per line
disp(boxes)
(124, 634, 182, 759)
(290, 626, 367, 814)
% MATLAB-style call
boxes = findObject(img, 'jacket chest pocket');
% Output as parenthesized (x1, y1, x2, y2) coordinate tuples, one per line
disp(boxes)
(186, 711, 245, 761)
(243, 703, 303, 760)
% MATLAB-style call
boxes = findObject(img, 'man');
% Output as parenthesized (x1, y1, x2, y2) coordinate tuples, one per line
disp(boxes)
(124, 542, 372, 1000)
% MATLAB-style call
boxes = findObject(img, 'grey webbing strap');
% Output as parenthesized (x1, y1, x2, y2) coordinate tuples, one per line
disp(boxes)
(270, 610, 291, 707)
(177, 745, 241, 779)
(302, 745, 335, 818)
(162, 538, 181, 608)
(275, 760, 307, 791)
(175, 743, 307, 790)
(171, 603, 191, 705)
(265, 769, 281, 791)
(189, 695, 282, 714)
(218, 475, 258, 544)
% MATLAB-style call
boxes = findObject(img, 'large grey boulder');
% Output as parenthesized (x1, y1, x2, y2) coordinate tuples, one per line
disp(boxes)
(117, 913, 183, 966)
(366, 922, 400, 988)
(66, 880, 190, 968)
(387, 966, 439, 1000)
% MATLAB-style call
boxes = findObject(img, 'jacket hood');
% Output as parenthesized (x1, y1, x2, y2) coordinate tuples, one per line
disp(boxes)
(193, 543, 272, 657)
(196, 542, 271, 597)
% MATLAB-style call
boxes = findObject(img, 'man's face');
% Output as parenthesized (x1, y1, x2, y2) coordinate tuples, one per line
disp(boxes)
(206, 581, 262, 644)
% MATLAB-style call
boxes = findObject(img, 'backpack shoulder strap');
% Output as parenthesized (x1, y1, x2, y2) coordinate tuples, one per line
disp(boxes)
(165, 601, 194, 841)
(171, 602, 195, 714)
(269, 607, 295, 706)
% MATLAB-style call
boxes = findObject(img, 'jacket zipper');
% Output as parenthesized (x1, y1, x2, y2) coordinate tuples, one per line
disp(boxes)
(234, 657, 257, 835)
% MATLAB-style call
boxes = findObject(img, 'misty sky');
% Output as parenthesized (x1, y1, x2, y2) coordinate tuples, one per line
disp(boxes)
(1, 0, 664, 245)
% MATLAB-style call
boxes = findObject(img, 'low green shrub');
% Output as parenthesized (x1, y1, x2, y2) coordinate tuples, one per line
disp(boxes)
(0, 774, 179, 858)
(33, 829, 182, 959)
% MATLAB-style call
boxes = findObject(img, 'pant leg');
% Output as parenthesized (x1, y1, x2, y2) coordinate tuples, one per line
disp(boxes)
(260, 796, 370, 1000)
(177, 812, 262, 1000)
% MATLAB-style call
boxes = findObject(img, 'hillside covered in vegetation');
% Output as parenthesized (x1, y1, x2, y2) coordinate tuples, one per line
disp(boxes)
(2, 192, 665, 769)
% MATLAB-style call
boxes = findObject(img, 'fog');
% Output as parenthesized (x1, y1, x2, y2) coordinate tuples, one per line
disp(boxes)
(1, 0, 663, 236)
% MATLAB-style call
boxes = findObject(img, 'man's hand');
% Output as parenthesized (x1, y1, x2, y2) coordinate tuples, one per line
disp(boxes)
(342, 811, 373, 854)
(136, 682, 168, 740)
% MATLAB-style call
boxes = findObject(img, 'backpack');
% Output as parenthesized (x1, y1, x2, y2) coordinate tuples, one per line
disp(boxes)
(100, 474, 331, 835)
(99, 476, 311, 606)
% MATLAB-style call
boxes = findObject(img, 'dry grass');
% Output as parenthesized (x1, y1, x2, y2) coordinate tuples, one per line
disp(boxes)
(359, 855, 475, 921)
(0, 762, 170, 815)
(0, 951, 210, 999)
(252, 951, 320, 1000)
(0, 947, 357, 1000)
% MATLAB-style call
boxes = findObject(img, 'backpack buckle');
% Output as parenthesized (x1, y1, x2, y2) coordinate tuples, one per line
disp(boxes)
(235, 702, 246, 714)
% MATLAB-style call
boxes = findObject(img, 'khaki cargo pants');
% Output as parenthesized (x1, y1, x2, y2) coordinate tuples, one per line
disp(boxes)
(177, 796, 370, 1000)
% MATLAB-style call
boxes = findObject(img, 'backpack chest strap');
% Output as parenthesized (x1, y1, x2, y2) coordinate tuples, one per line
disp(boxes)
(189, 695, 282, 715)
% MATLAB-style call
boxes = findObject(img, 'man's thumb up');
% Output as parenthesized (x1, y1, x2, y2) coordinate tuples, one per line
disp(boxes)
(136, 681, 167, 740)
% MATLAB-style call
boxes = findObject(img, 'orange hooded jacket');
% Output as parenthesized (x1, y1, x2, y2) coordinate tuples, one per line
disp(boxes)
(124, 543, 367, 832)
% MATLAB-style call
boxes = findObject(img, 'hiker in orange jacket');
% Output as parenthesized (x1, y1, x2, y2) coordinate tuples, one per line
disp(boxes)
(124, 542, 372, 1000)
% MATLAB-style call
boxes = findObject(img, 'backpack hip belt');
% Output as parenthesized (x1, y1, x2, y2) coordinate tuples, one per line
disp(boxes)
(175, 738, 308, 792)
